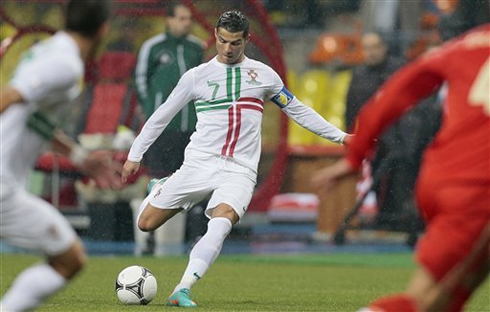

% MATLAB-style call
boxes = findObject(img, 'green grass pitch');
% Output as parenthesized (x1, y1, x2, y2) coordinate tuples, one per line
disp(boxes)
(1, 253, 488, 311)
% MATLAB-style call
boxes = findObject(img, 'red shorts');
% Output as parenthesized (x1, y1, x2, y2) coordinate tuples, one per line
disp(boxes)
(415, 172, 490, 284)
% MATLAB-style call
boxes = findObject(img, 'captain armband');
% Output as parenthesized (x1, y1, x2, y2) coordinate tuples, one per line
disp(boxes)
(270, 86, 294, 108)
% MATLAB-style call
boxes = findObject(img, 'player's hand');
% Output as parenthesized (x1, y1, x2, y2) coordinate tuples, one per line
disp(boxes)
(310, 158, 356, 196)
(121, 160, 140, 184)
(342, 134, 354, 146)
(78, 150, 123, 189)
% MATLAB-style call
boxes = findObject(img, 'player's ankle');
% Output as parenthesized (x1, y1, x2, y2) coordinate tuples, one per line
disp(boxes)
(173, 284, 191, 295)
(368, 294, 418, 312)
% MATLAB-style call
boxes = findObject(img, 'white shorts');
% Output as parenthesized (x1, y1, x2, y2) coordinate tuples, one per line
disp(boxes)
(0, 182, 77, 256)
(145, 156, 257, 220)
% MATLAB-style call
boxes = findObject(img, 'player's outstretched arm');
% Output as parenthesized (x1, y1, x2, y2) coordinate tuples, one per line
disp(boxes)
(126, 69, 195, 163)
(268, 74, 348, 144)
(281, 98, 348, 144)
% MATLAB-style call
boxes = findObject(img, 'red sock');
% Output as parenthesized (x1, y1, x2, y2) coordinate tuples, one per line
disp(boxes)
(368, 294, 418, 312)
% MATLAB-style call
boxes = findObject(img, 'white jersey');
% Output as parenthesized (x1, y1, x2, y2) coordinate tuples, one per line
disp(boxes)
(0, 31, 84, 188)
(128, 56, 346, 173)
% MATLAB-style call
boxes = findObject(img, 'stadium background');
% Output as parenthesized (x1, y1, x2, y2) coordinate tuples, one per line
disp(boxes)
(1, 1, 489, 311)
(0, 0, 475, 258)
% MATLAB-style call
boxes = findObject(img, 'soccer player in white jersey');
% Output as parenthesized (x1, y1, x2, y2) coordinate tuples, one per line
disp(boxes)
(0, 1, 120, 311)
(122, 11, 349, 307)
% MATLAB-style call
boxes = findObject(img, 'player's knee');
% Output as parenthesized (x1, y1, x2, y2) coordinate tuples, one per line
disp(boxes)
(138, 207, 177, 231)
(49, 239, 86, 279)
(66, 240, 86, 275)
(70, 247, 87, 273)
(211, 205, 239, 224)
(138, 217, 156, 232)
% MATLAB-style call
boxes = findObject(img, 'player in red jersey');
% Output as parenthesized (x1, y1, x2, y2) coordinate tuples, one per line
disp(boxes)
(312, 23, 490, 312)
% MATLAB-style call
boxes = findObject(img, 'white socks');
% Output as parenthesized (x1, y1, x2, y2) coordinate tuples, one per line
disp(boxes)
(1, 263, 66, 311)
(174, 217, 232, 293)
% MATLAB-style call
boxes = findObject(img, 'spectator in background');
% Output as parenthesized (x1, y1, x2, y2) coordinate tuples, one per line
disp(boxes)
(0, 1, 119, 311)
(134, 1, 206, 256)
(345, 32, 409, 232)
(135, 1, 205, 178)
(345, 32, 404, 129)
(360, 0, 422, 54)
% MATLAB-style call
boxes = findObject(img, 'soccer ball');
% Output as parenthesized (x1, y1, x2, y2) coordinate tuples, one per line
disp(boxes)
(115, 265, 157, 305)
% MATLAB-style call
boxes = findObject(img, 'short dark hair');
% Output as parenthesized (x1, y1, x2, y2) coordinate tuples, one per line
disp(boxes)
(166, 1, 187, 17)
(64, 0, 111, 38)
(216, 11, 249, 38)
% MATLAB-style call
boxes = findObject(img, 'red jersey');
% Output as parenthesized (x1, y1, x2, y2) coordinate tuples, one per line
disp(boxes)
(346, 24, 490, 184)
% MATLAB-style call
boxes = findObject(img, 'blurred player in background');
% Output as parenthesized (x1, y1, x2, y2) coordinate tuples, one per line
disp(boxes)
(122, 10, 348, 307)
(0, 1, 119, 311)
(312, 19, 490, 312)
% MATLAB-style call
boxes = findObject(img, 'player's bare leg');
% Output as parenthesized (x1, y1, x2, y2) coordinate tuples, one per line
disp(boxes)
(48, 239, 86, 279)
(444, 259, 490, 312)
(137, 204, 183, 232)
(428, 222, 490, 311)
(359, 268, 443, 312)
(406, 267, 447, 311)
(363, 260, 489, 312)
(365, 223, 490, 312)
(1, 239, 85, 311)
(442, 224, 490, 312)
(211, 203, 240, 224)
(167, 203, 236, 307)
(402, 249, 490, 312)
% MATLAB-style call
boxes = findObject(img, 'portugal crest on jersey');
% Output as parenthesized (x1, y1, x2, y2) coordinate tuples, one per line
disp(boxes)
(246, 69, 262, 85)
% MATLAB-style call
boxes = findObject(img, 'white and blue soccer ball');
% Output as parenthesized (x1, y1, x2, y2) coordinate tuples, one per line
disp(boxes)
(115, 265, 157, 305)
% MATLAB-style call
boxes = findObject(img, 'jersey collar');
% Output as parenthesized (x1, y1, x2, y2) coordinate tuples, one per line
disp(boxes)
(213, 55, 248, 68)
